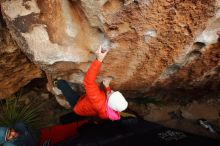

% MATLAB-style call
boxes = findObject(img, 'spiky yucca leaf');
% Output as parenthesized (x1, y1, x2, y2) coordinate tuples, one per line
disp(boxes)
(0, 94, 43, 130)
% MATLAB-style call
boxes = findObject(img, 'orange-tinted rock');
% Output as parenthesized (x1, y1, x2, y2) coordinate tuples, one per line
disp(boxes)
(154, 43, 220, 90)
(1, 0, 220, 99)
(0, 22, 42, 98)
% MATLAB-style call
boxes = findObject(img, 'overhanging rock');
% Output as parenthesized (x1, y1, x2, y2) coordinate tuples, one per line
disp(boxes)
(1, 0, 220, 99)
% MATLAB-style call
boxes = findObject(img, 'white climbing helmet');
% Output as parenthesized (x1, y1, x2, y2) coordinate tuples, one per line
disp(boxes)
(107, 91, 128, 112)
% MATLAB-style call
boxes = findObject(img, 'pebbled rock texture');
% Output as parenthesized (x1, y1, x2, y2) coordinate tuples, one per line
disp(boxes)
(1, 0, 220, 99)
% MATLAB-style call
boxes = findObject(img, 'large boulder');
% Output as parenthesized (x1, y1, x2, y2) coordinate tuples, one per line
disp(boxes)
(1, 0, 220, 98)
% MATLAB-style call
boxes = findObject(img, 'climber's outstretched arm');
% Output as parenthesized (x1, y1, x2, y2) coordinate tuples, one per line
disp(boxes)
(83, 46, 109, 99)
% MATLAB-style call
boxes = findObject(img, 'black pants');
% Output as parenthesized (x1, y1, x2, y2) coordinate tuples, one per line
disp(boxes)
(56, 80, 86, 124)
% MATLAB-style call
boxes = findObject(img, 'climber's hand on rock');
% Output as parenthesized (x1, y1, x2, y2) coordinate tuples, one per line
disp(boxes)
(102, 76, 113, 87)
(96, 45, 109, 62)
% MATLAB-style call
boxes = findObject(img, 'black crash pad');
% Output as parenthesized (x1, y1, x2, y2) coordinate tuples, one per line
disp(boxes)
(56, 117, 220, 146)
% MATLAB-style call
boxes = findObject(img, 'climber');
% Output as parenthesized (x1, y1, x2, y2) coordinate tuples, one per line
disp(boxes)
(53, 46, 128, 122)
(0, 123, 36, 146)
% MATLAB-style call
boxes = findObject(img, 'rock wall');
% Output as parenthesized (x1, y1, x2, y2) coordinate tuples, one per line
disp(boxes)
(1, 0, 220, 99)
(0, 11, 42, 98)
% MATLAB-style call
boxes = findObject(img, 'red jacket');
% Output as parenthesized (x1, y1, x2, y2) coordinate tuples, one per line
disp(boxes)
(73, 60, 110, 119)
(39, 121, 88, 146)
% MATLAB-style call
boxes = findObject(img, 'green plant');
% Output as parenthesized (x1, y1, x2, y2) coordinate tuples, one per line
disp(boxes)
(0, 92, 43, 131)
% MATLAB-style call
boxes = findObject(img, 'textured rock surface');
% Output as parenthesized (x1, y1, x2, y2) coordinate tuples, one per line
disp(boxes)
(1, 0, 220, 98)
(129, 98, 220, 139)
(129, 99, 220, 122)
(0, 12, 42, 98)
